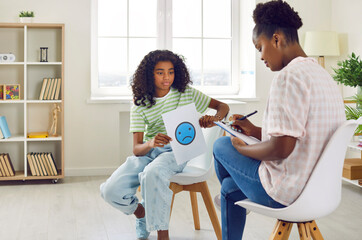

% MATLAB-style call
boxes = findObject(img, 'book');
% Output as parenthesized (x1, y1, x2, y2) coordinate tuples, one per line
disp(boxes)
(3, 153, 15, 176)
(39, 78, 48, 100)
(47, 152, 58, 175)
(35, 153, 47, 176)
(27, 132, 49, 138)
(27, 153, 36, 176)
(0, 116, 11, 139)
(43, 78, 52, 100)
(40, 153, 52, 176)
(50, 78, 58, 100)
(0, 84, 3, 100)
(0, 154, 10, 176)
(214, 121, 260, 145)
(0, 126, 3, 139)
(0, 154, 6, 176)
(31, 153, 41, 176)
(54, 78, 61, 100)
(47, 78, 55, 100)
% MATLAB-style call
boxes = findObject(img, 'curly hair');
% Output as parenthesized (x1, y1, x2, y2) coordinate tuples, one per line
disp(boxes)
(130, 50, 192, 108)
(253, 0, 303, 43)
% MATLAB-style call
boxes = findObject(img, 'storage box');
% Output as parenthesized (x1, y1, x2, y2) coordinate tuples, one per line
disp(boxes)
(343, 158, 362, 180)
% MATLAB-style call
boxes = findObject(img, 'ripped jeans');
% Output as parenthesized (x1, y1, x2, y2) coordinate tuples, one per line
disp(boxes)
(100, 144, 186, 232)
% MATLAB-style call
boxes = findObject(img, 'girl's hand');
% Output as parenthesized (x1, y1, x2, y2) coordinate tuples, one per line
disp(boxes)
(148, 133, 172, 148)
(230, 114, 256, 136)
(199, 115, 218, 128)
(230, 136, 247, 148)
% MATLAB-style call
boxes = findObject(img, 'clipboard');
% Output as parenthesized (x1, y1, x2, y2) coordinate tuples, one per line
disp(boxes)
(214, 121, 260, 145)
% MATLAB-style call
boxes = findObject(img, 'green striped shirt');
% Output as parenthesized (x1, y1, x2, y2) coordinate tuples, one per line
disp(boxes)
(130, 86, 211, 142)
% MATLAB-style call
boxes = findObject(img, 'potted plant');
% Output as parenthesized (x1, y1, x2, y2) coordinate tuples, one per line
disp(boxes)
(19, 11, 34, 23)
(333, 52, 362, 134)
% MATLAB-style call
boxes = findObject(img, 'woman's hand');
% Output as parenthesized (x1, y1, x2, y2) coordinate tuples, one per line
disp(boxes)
(230, 114, 257, 136)
(230, 136, 247, 148)
(199, 115, 219, 128)
(148, 133, 172, 148)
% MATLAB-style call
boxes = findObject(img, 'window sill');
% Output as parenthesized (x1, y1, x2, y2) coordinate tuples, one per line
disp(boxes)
(87, 95, 260, 113)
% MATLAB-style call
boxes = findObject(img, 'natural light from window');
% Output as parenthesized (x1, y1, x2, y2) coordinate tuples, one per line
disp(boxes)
(91, 0, 255, 99)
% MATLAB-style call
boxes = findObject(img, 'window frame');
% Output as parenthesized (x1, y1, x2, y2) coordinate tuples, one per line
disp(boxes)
(91, 0, 254, 100)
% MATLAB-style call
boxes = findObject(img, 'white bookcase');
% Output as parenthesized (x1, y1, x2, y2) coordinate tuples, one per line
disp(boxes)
(0, 23, 64, 182)
(343, 141, 362, 188)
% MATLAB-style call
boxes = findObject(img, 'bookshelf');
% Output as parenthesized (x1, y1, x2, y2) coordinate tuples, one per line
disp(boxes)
(343, 141, 362, 188)
(0, 23, 64, 182)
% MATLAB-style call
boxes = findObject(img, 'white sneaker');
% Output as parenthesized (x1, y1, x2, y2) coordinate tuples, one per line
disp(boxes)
(214, 194, 221, 211)
(214, 194, 250, 215)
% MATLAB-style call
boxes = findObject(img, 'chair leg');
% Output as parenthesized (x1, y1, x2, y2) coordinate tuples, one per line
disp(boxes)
(308, 221, 324, 240)
(297, 222, 312, 240)
(169, 183, 183, 219)
(269, 220, 293, 240)
(199, 181, 222, 240)
(190, 191, 200, 230)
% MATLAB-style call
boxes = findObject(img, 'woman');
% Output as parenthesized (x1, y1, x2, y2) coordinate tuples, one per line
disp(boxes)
(213, 1, 345, 239)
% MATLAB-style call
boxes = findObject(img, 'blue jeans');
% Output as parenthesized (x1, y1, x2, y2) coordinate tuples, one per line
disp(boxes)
(100, 145, 186, 231)
(213, 136, 286, 240)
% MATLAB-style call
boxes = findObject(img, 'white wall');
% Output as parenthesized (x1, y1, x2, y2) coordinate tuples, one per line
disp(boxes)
(0, 0, 360, 176)
(331, 0, 362, 97)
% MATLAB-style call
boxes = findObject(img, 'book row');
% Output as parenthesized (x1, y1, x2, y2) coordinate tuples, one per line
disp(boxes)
(0, 116, 11, 139)
(0, 153, 15, 177)
(27, 152, 58, 176)
(39, 78, 61, 100)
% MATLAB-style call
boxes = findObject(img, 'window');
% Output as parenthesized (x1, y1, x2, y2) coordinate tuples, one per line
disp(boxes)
(91, 0, 255, 99)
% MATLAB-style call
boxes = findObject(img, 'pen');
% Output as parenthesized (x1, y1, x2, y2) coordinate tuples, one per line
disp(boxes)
(237, 110, 258, 121)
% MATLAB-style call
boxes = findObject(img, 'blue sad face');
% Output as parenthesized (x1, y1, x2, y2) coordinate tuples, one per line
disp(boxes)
(175, 122, 196, 145)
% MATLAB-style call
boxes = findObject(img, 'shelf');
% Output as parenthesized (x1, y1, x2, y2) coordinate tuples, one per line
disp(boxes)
(27, 136, 62, 142)
(27, 62, 62, 65)
(0, 135, 25, 142)
(342, 177, 362, 188)
(0, 62, 24, 65)
(0, 23, 64, 182)
(0, 100, 25, 104)
(27, 100, 62, 103)
(0, 170, 63, 181)
(348, 141, 362, 151)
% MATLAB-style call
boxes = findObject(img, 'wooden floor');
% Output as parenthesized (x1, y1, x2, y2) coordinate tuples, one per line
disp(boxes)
(0, 175, 361, 240)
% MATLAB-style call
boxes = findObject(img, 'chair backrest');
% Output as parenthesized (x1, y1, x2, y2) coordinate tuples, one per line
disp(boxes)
(288, 117, 361, 220)
(186, 125, 224, 171)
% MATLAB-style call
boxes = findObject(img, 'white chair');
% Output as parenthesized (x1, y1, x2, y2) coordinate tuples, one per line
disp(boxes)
(235, 118, 362, 240)
(169, 125, 223, 240)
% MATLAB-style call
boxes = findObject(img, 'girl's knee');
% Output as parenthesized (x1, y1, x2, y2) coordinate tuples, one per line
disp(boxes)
(100, 181, 114, 202)
(140, 166, 161, 183)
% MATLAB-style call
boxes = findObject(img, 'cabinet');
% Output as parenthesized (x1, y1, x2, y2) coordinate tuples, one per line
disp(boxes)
(0, 23, 64, 182)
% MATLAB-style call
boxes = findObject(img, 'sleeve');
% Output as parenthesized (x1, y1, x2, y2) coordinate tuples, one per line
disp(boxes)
(190, 87, 212, 114)
(129, 105, 146, 133)
(265, 69, 310, 139)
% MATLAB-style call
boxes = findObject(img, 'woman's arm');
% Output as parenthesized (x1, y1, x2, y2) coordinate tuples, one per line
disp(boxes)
(231, 135, 297, 161)
(199, 98, 230, 128)
(133, 132, 172, 156)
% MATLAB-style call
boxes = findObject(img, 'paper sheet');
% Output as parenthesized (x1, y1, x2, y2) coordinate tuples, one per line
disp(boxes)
(162, 103, 207, 165)
(214, 121, 260, 145)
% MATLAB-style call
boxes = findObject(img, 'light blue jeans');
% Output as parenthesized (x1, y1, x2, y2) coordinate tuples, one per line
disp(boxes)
(213, 136, 286, 240)
(100, 145, 186, 232)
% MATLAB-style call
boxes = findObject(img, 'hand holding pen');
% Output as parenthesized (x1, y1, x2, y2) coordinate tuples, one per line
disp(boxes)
(229, 111, 258, 136)
(227, 110, 257, 124)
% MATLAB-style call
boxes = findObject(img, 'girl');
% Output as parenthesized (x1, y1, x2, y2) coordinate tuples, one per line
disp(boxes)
(101, 49, 229, 240)
(213, 1, 345, 239)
